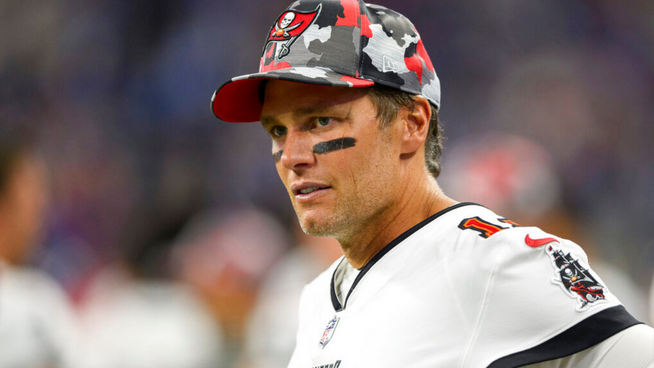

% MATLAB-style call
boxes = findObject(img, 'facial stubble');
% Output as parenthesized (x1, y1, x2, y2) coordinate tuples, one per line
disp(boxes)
(294, 132, 399, 248)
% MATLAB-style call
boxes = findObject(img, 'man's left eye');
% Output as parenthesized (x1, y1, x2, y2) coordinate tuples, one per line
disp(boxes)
(317, 117, 332, 127)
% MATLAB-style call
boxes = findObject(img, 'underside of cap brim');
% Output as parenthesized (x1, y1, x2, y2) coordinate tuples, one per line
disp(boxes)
(211, 69, 375, 123)
(211, 78, 264, 123)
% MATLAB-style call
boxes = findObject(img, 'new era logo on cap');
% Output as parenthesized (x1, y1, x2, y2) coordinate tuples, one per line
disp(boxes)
(211, 0, 440, 123)
(382, 55, 401, 73)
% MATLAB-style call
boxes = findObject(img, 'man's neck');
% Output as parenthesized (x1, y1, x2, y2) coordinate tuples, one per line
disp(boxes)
(338, 177, 457, 269)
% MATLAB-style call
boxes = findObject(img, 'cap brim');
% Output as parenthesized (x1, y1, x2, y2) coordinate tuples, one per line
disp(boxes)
(211, 67, 375, 123)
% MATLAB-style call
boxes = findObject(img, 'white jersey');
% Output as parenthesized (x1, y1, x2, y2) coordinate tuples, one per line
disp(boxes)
(287, 203, 642, 368)
(0, 262, 85, 368)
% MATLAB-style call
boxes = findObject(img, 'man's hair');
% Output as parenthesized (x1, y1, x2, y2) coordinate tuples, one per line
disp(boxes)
(366, 85, 444, 179)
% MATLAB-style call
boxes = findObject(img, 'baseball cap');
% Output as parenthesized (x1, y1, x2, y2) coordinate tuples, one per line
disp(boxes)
(211, 0, 440, 123)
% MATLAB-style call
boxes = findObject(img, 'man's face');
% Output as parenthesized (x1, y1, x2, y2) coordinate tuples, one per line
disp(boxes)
(260, 80, 403, 240)
(0, 154, 49, 264)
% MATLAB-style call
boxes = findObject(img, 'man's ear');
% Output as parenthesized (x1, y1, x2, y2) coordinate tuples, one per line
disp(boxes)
(399, 96, 431, 155)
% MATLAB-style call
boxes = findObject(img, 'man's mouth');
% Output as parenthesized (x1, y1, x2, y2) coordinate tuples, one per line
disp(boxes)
(292, 183, 332, 197)
(299, 186, 328, 194)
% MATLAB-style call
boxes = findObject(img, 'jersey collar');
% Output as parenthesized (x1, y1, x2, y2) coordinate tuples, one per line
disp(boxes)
(330, 202, 481, 312)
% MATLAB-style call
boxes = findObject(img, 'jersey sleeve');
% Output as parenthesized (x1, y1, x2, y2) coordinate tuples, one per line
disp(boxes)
(522, 324, 654, 368)
(461, 225, 642, 368)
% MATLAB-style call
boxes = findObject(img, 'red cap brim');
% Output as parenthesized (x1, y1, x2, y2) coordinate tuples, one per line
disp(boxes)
(211, 70, 375, 123)
(211, 78, 265, 123)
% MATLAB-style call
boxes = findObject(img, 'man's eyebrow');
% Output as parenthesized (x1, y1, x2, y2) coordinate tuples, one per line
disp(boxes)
(260, 116, 278, 127)
(261, 105, 338, 126)
(292, 106, 328, 119)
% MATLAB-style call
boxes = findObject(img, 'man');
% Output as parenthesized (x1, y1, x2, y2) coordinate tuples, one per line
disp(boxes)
(0, 128, 85, 368)
(210, 0, 654, 367)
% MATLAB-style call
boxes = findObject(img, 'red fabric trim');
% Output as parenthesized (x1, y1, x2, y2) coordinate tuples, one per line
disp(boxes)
(339, 75, 374, 87)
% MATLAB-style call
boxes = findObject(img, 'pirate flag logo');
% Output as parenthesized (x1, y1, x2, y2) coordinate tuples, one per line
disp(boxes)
(264, 5, 321, 59)
(546, 244, 607, 311)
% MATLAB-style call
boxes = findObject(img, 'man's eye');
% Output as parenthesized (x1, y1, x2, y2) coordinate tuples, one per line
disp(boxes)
(317, 117, 332, 127)
(271, 126, 287, 137)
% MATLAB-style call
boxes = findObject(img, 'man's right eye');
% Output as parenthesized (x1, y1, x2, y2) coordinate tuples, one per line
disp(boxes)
(271, 126, 287, 137)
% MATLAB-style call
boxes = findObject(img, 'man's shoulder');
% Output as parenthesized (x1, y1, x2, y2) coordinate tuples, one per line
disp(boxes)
(447, 203, 523, 242)
(432, 208, 637, 367)
(440, 203, 580, 256)
(408, 203, 540, 258)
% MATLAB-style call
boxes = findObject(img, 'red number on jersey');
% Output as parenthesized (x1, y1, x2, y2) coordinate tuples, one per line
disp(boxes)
(458, 216, 513, 238)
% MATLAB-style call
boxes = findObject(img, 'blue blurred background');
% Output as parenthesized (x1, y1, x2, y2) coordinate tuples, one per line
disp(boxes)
(1, 0, 653, 367)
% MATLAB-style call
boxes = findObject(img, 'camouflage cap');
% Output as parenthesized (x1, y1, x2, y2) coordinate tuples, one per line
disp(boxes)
(211, 0, 440, 123)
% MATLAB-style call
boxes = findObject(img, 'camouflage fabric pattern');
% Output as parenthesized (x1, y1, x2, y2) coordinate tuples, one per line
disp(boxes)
(211, 0, 440, 122)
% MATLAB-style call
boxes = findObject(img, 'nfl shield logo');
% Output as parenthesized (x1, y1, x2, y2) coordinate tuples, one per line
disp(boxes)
(319, 315, 340, 349)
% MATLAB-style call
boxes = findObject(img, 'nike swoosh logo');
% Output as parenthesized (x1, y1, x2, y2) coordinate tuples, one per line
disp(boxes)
(525, 234, 559, 248)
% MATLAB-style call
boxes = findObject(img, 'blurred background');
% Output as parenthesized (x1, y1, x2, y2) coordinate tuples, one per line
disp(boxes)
(1, 0, 653, 367)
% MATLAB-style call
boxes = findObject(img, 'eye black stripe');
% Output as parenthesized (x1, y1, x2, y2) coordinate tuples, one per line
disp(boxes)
(273, 150, 283, 162)
(313, 137, 356, 154)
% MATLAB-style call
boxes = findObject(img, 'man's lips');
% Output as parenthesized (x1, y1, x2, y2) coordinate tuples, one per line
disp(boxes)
(291, 182, 332, 197)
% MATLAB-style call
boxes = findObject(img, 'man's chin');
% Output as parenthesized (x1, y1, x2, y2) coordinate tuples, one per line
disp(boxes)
(298, 215, 337, 238)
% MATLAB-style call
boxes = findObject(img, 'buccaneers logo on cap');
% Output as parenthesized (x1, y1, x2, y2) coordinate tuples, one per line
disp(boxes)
(265, 5, 321, 59)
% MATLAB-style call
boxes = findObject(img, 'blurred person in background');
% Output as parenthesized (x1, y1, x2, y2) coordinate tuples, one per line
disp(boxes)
(78, 251, 225, 368)
(441, 133, 651, 325)
(77, 208, 226, 368)
(0, 126, 84, 368)
(238, 225, 342, 368)
(172, 207, 289, 367)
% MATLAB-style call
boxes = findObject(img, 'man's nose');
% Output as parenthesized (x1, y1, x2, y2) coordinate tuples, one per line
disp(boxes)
(280, 131, 315, 171)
